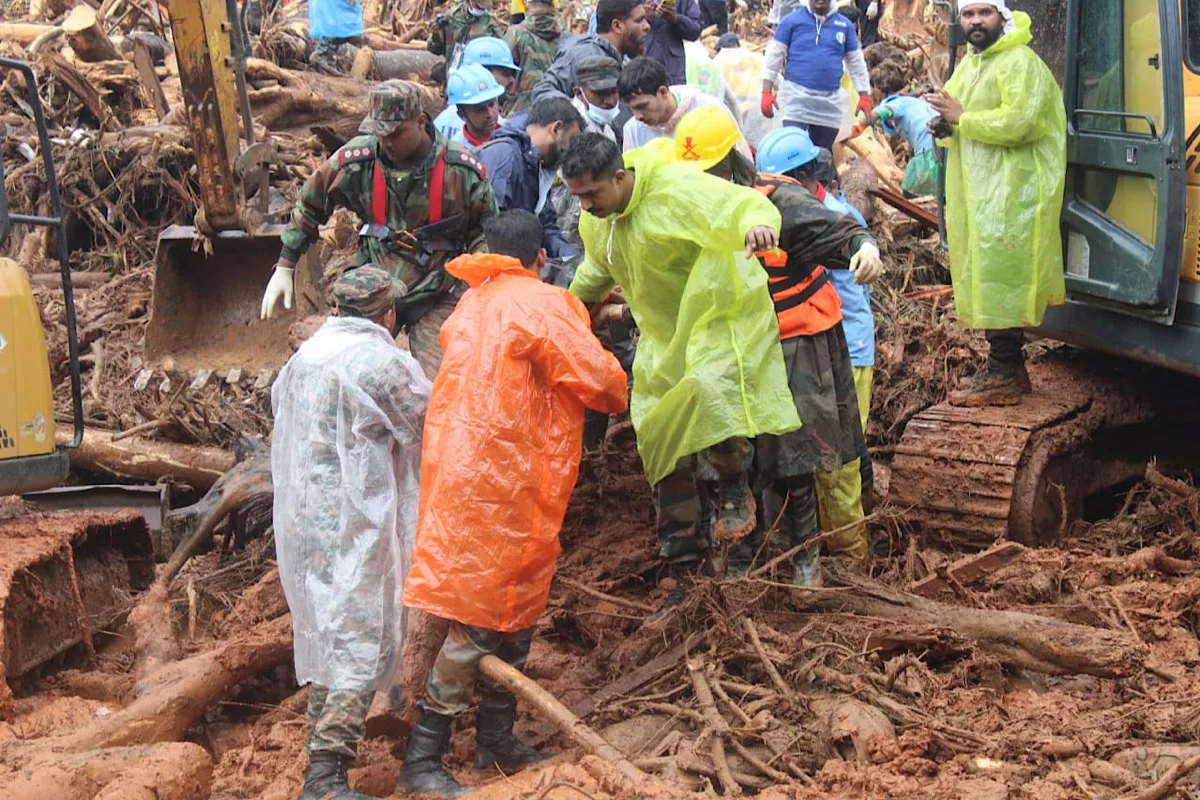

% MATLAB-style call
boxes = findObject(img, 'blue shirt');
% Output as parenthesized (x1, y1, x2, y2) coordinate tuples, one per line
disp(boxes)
(822, 191, 874, 367)
(878, 95, 937, 154)
(774, 8, 858, 93)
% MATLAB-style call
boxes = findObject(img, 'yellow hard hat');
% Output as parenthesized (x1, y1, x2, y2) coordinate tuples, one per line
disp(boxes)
(673, 105, 741, 172)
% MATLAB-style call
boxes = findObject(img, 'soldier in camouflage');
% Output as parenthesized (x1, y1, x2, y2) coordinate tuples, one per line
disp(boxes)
(502, 0, 563, 115)
(428, 0, 505, 63)
(260, 80, 498, 379)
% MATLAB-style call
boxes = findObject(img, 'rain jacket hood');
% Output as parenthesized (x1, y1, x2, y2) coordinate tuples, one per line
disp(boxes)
(568, 146, 800, 485)
(942, 9, 1066, 329)
(403, 253, 627, 631)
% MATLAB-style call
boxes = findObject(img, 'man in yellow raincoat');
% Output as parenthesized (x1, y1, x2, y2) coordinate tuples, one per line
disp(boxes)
(926, 0, 1066, 406)
(400, 210, 627, 797)
(562, 132, 800, 619)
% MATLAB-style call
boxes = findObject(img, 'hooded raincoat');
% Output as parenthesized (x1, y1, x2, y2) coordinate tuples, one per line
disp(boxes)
(271, 316, 431, 691)
(942, 11, 1066, 329)
(568, 147, 800, 486)
(403, 254, 628, 632)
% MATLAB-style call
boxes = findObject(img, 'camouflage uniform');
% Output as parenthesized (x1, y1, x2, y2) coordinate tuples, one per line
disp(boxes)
(655, 438, 750, 565)
(422, 622, 535, 717)
(306, 685, 375, 757)
(279, 81, 498, 378)
(427, 3, 504, 60)
(502, 11, 563, 116)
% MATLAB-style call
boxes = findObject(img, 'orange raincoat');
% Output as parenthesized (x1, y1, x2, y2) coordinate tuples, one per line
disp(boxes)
(403, 253, 628, 632)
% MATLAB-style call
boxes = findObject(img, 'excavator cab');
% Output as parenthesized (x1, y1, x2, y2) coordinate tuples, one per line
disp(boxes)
(144, 0, 324, 373)
(0, 57, 83, 496)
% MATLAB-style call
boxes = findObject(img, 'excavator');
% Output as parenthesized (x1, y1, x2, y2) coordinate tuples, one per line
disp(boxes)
(889, 0, 1200, 545)
(144, 0, 323, 372)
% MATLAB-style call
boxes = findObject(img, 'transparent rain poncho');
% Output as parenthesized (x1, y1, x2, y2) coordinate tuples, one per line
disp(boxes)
(271, 316, 431, 691)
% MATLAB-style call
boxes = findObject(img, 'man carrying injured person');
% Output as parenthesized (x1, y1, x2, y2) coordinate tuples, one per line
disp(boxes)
(399, 209, 628, 797)
(271, 266, 432, 800)
(670, 111, 884, 587)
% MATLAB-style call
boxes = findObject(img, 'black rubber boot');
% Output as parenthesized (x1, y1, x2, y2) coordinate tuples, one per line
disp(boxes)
(301, 751, 381, 800)
(397, 709, 471, 798)
(474, 698, 555, 770)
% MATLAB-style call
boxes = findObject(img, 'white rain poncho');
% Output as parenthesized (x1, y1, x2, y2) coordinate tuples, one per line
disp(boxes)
(271, 316, 431, 691)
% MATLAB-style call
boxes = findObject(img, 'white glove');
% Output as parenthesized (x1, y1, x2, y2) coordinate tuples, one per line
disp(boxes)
(848, 241, 883, 285)
(866, 0, 878, 18)
(260, 266, 295, 319)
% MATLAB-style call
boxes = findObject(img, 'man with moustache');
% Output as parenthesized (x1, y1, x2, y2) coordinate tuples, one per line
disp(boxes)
(531, 0, 650, 104)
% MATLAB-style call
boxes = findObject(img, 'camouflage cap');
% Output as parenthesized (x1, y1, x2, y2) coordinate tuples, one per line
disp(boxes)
(575, 56, 620, 92)
(332, 265, 398, 319)
(359, 80, 424, 137)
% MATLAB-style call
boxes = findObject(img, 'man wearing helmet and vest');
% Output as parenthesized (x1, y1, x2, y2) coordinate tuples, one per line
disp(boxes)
(434, 64, 508, 148)
(260, 81, 498, 380)
(428, 0, 504, 64)
(671, 109, 884, 586)
(461, 37, 523, 111)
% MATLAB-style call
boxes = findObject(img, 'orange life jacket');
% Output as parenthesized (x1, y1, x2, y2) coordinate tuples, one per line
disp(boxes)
(754, 174, 843, 341)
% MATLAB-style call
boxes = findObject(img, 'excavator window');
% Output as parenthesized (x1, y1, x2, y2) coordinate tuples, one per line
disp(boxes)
(1186, 0, 1200, 72)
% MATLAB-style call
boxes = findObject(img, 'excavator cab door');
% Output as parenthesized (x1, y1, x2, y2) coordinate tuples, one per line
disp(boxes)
(1060, 0, 1187, 321)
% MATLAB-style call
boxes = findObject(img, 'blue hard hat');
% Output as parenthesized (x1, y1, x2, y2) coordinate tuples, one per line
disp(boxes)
(755, 127, 820, 175)
(446, 63, 506, 107)
(462, 36, 521, 72)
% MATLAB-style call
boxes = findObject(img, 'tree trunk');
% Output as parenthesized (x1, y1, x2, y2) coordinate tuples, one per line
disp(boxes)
(814, 572, 1145, 678)
(0, 742, 213, 800)
(62, 5, 124, 63)
(0, 22, 56, 43)
(57, 428, 236, 490)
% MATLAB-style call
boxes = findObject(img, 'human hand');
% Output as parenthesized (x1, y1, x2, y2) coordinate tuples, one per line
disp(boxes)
(856, 93, 874, 119)
(848, 241, 883, 285)
(924, 89, 963, 125)
(745, 226, 779, 258)
(760, 90, 777, 118)
(866, 0, 878, 18)
(591, 302, 626, 329)
(260, 264, 296, 319)
(660, 0, 677, 21)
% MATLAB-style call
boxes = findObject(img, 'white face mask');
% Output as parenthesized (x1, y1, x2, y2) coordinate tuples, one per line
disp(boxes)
(586, 102, 621, 126)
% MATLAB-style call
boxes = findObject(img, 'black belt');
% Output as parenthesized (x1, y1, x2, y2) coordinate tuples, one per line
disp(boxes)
(772, 269, 832, 314)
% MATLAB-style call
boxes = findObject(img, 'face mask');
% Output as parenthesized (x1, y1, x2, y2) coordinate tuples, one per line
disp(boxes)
(467, 5, 487, 15)
(586, 103, 621, 126)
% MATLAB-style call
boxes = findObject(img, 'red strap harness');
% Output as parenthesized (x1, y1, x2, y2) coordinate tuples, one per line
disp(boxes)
(370, 148, 448, 228)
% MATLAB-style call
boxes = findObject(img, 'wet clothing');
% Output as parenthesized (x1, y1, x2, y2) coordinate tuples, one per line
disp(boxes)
(987, 328, 1026, 373)
(645, 0, 703, 86)
(819, 186, 874, 367)
(428, 2, 504, 60)
(942, 11, 1066, 329)
(654, 439, 748, 564)
(763, 7, 870, 131)
(423, 622, 535, 716)
(403, 254, 627, 632)
(309, 0, 362, 40)
(816, 364, 871, 561)
(728, 473, 819, 577)
(532, 33, 622, 104)
(307, 686, 374, 758)
(504, 11, 563, 115)
(279, 127, 497, 377)
(477, 116, 578, 258)
(272, 317, 431, 694)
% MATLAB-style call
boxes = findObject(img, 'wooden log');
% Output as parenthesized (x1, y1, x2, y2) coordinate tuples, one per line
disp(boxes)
(0, 742, 213, 800)
(814, 572, 1145, 678)
(29, 270, 111, 289)
(0, 22, 57, 44)
(57, 428, 236, 490)
(478, 654, 649, 783)
(43, 53, 112, 127)
(132, 37, 170, 119)
(910, 542, 1025, 598)
(62, 5, 124, 63)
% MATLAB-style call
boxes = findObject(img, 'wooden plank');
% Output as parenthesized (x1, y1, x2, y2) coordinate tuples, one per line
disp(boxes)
(569, 641, 691, 720)
(132, 37, 169, 119)
(910, 542, 1026, 598)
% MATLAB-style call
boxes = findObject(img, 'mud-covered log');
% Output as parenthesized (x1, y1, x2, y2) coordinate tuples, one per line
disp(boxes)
(814, 572, 1145, 678)
(347, 44, 443, 81)
(58, 428, 235, 490)
(62, 5, 124, 63)
(0, 743, 213, 800)
(0, 22, 57, 43)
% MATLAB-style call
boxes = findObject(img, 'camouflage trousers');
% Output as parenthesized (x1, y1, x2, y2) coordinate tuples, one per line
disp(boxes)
(728, 473, 819, 578)
(405, 292, 460, 380)
(422, 622, 535, 717)
(653, 438, 751, 566)
(306, 685, 375, 758)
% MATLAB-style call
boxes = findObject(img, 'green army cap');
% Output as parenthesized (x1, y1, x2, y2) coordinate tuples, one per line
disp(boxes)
(359, 80, 424, 137)
(332, 265, 399, 319)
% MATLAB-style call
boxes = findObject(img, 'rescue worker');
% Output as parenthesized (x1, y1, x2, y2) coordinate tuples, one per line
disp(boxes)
(400, 210, 628, 797)
(308, 0, 362, 73)
(674, 113, 882, 585)
(260, 81, 498, 379)
(433, 64, 508, 149)
(869, 63, 938, 197)
(562, 132, 798, 616)
(571, 56, 622, 140)
(428, 0, 504, 64)
(618, 56, 749, 155)
(761, 0, 873, 151)
(503, 0, 564, 115)
(925, 0, 1065, 405)
(532, 0, 649, 104)
(643, 0, 703, 86)
(272, 266, 432, 800)
(478, 96, 585, 259)
(462, 37, 523, 111)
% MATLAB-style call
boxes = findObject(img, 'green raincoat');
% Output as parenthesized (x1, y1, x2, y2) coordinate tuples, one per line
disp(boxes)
(569, 147, 800, 486)
(942, 11, 1066, 329)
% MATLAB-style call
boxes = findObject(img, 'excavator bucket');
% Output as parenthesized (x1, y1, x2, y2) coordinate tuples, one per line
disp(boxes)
(143, 223, 326, 373)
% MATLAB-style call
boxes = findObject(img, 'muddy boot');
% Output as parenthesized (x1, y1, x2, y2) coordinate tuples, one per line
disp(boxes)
(302, 751, 381, 800)
(783, 476, 821, 588)
(948, 365, 1032, 407)
(712, 473, 757, 543)
(474, 698, 554, 770)
(397, 709, 471, 798)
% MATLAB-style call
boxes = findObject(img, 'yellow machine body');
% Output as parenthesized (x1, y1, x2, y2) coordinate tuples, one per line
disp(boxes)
(0, 257, 56, 462)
